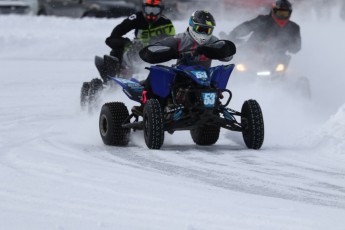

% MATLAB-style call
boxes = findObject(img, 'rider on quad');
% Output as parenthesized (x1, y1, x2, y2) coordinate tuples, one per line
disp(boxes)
(97, 10, 265, 150)
(100, 0, 176, 80)
(133, 10, 236, 114)
(220, 0, 301, 75)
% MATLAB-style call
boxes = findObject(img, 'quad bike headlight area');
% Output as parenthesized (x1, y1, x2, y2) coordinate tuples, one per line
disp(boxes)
(236, 63, 286, 77)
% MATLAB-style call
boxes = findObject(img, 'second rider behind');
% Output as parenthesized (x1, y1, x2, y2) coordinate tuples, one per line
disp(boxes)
(105, 0, 175, 77)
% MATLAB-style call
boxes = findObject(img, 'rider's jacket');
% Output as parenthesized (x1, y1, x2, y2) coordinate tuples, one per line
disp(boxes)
(229, 14, 301, 55)
(105, 12, 175, 50)
(156, 29, 230, 68)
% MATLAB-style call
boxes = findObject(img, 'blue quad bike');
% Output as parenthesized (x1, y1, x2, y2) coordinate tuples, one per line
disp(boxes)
(98, 62, 265, 150)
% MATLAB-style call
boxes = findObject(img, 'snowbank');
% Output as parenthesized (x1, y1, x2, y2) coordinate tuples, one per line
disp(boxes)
(316, 104, 345, 154)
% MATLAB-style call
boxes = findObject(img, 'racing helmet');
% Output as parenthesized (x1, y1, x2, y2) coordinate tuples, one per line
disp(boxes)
(271, 0, 292, 27)
(188, 10, 216, 45)
(142, 0, 164, 23)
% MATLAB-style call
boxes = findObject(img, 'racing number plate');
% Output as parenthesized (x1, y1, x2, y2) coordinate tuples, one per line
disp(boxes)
(201, 92, 216, 108)
(192, 71, 208, 81)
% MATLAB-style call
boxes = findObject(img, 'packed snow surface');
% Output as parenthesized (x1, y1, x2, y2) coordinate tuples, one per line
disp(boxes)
(0, 9, 345, 230)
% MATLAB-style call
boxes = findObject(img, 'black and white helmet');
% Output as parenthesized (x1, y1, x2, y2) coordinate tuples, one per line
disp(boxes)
(188, 10, 216, 45)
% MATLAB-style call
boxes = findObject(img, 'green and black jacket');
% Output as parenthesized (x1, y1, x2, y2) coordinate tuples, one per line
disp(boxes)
(105, 11, 175, 50)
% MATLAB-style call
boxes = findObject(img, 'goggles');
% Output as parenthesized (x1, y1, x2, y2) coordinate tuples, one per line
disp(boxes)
(190, 20, 214, 35)
(143, 5, 161, 15)
(273, 9, 291, 19)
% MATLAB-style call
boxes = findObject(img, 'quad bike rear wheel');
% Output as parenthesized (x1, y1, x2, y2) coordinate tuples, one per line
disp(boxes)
(190, 125, 220, 146)
(143, 99, 164, 149)
(80, 82, 90, 108)
(99, 102, 130, 146)
(241, 100, 264, 149)
(88, 78, 103, 110)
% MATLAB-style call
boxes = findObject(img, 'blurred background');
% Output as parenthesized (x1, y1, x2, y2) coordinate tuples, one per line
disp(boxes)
(1, 0, 344, 21)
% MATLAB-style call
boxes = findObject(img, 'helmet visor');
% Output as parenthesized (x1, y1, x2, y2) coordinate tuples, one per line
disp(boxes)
(192, 23, 214, 35)
(143, 5, 161, 15)
(273, 9, 291, 19)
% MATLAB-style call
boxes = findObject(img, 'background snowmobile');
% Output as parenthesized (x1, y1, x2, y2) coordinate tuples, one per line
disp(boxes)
(234, 47, 291, 79)
(98, 41, 265, 150)
(234, 48, 311, 99)
(218, 32, 312, 99)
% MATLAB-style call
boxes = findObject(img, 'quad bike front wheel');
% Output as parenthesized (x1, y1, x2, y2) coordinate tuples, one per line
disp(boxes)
(143, 99, 164, 149)
(241, 100, 264, 149)
(99, 102, 130, 146)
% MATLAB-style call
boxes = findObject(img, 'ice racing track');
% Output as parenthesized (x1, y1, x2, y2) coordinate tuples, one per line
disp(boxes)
(102, 144, 345, 209)
(3, 59, 345, 206)
(1, 16, 345, 229)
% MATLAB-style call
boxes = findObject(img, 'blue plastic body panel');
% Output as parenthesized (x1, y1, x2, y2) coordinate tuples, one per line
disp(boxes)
(148, 66, 175, 98)
(175, 65, 211, 86)
(112, 64, 235, 102)
(110, 77, 144, 102)
(209, 64, 235, 90)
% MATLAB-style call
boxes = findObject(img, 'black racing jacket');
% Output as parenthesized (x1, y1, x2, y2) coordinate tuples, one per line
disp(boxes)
(229, 14, 301, 56)
(105, 11, 175, 50)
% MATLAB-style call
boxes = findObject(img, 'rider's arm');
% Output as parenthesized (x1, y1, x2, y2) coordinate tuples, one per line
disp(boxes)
(229, 16, 262, 41)
(196, 39, 236, 60)
(155, 36, 179, 49)
(287, 23, 301, 54)
(139, 36, 179, 64)
(219, 56, 233, 62)
(105, 12, 139, 50)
